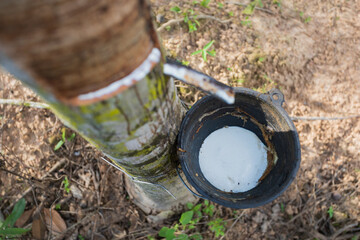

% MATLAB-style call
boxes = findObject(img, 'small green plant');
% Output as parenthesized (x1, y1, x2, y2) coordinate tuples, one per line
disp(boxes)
(54, 128, 76, 151)
(253, 74, 277, 93)
(170, 6, 181, 13)
(304, 16, 312, 23)
(241, 16, 252, 27)
(181, 60, 190, 66)
(0, 198, 30, 238)
(243, 0, 263, 15)
(78, 234, 85, 240)
(299, 11, 311, 23)
(208, 218, 226, 238)
(63, 176, 70, 194)
(169, 6, 200, 32)
(217, 3, 224, 9)
(191, 40, 216, 61)
(280, 203, 285, 213)
(327, 206, 334, 219)
(258, 56, 266, 62)
(184, 9, 200, 32)
(55, 203, 62, 210)
(203, 200, 215, 217)
(200, 0, 211, 8)
(166, 26, 172, 31)
(155, 200, 223, 240)
(228, 11, 234, 17)
(237, 78, 245, 85)
(273, 0, 281, 7)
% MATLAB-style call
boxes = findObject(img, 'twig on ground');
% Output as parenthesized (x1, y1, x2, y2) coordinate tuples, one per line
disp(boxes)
(336, 233, 360, 240)
(48, 197, 61, 240)
(0, 98, 49, 109)
(2, 98, 359, 122)
(291, 115, 360, 121)
(331, 223, 359, 240)
(220, 210, 247, 240)
(310, 230, 328, 240)
(226, 1, 274, 15)
(5, 158, 67, 212)
(157, 15, 231, 32)
(54, 212, 96, 240)
(0, 167, 37, 182)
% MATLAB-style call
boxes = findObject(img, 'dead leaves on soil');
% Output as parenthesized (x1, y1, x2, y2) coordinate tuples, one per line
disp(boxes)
(32, 216, 47, 240)
(14, 207, 67, 239)
(43, 208, 67, 237)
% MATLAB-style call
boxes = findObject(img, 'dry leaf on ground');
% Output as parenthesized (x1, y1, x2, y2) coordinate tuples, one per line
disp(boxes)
(15, 208, 34, 227)
(43, 208, 67, 236)
(32, 216, 47, 240)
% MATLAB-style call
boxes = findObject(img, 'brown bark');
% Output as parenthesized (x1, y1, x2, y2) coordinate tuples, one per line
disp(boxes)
(0, 0, 197, 215)
(0, 0, 159, 105)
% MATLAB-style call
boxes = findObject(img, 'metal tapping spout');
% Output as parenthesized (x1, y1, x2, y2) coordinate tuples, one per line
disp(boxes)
(163, 59, 235, 104)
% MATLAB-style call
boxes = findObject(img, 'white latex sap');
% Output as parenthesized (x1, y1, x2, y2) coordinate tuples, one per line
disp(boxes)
(199, 126, 268, 192)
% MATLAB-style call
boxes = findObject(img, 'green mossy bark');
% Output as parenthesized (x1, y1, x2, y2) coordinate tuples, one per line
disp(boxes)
(4, 61, 195, 213)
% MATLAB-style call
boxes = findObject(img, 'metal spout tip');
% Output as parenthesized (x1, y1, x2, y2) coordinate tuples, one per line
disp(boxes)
(164, 62, 235, 104)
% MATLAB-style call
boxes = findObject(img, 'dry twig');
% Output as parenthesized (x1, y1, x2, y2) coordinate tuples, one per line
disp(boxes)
(220, 210, 247, 240)
(331, 223, 359, 240)
(291, 115, 360, 121)
(0, 98, 49, 109)
(226, 1, 274, 14)
(157, 15, 231, 32)
(5, 158, 67, 212)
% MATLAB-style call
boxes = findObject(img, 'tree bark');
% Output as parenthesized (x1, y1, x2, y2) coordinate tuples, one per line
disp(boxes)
(0, 0, 195, 214)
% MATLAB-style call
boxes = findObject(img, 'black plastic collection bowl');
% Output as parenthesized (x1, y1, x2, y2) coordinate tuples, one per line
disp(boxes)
(177, 88, 301, 209)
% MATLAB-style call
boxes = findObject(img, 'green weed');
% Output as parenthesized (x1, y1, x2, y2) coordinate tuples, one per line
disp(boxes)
(184, 9, 200, 32)
(252, 74, 277, 93)
(280, 203, 285, 212)
(200, 0, 211, 8)
(191, 40, 216, 61)
(170, 6, 181, 13)
(154, 200, 225, 240)
(299, 11, 312, 23)
(328, 206, 334, 219)
(273, 0, 281, 7)
(243, 0, 263, 15)
(55, 203, 61, 210)
(0, 198, 30, 238)
(241, 16, 252, 27)
(208, 218, 226, 238)
(63, 176, 70, 194)
(169, 6, 200, 33)
(181, 60, 190, 66)
(54, 128, 76, 151)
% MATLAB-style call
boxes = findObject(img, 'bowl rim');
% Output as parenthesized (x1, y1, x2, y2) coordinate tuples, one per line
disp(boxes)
(177, 87, 301, 208)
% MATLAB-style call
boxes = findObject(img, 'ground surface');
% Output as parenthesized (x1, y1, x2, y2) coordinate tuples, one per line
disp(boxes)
(1, 0, 359, 239)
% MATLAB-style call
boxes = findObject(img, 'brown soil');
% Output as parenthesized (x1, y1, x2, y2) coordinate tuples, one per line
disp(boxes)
(1, 0, 359, 239)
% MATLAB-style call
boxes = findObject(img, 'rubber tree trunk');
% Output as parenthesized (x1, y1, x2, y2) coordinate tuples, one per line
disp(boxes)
(0, 0, 195, 214)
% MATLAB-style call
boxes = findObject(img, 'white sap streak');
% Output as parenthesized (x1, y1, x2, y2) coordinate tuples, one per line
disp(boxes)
(78, 48, 161, 101)
(199, 126, 268, 193)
